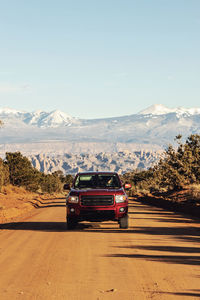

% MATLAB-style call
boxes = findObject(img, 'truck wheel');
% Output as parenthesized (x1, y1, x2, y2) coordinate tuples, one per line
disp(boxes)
(119, 215, 129, 229)
(67, 218, 78, 230)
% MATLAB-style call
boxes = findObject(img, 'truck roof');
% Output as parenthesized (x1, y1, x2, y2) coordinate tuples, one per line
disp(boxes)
(76, 171, 119, 176)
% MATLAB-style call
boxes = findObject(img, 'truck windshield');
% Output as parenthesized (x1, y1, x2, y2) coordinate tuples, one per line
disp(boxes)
(74, 174, 121, 189)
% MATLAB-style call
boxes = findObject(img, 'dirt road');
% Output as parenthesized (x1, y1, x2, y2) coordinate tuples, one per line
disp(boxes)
(0, 198, 199, 300)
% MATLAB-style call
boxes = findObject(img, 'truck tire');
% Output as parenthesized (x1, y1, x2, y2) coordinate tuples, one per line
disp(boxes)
(67, 217, 78, 230)
(119, 215, 129, 229)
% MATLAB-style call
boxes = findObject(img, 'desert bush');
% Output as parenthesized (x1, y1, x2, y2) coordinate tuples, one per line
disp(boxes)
(64, 174, 74, 185)
(122, 134, 200, 194)
(52, 170, 66, 183)
(5, 152, 66, 193)
(5, 152, 41, 191)
(0, 151, 71, 194)
(40, 173, 63, 193)
(0, 158, 9, 192)
(189, 184, 200, 201)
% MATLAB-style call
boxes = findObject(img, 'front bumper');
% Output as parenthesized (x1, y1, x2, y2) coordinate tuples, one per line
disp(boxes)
(67, 204, 128, 222)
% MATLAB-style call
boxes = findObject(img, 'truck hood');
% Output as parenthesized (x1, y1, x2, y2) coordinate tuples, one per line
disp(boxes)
(70, 188, 124, 195)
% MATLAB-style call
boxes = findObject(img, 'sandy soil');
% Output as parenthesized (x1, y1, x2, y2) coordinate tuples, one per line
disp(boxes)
(0, 197, 199, 300)
(0, 185, 63, 223)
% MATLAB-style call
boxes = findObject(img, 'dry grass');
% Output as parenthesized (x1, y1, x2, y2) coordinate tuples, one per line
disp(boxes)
(0, 186, 36, 223)
(0, 184, 66, 223)
(189, 184, 200, 200)
(1, 185, 29, 195)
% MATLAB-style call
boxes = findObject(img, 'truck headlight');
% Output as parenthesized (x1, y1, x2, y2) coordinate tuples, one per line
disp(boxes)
(115, 195, 126, 203)
(68, 196, 79, 203)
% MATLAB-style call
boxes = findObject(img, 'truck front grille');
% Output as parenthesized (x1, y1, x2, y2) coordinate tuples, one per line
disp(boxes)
(81, 195, 114, 206)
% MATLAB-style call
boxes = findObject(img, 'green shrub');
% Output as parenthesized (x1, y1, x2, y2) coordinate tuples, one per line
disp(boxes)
(0, 158, 9, 192)
(122, 134, 200, 194)
(5, 152, 40, 191)
(40, 173, 62, 193)
(0, 150, 74, 194)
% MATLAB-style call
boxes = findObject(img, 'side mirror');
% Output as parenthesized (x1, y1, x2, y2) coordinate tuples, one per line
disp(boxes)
(124, 183, 131, 190)
(63, 183, 70, 190)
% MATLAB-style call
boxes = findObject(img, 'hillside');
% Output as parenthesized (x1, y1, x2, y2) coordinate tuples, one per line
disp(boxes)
(0, 185, 64, 223)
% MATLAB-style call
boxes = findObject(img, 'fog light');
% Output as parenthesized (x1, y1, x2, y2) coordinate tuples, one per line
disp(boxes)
(119, 207, 125, 212)
(70, 208, 75, 213)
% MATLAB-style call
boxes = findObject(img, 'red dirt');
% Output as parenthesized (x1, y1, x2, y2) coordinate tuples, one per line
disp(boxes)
(0, 185, 64, 223)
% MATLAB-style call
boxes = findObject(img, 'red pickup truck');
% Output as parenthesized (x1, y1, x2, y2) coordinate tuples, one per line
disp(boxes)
(64, 171, 131, 229)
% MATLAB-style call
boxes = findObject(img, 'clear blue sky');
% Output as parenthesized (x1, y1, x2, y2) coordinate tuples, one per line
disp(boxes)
(0, 0, 200, 118)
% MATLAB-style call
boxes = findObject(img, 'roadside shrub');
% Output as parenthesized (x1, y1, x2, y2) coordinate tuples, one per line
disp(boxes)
(64, 174, 74, 185)
(0, 150, 73, 194)
(5, 152, 41, 191)
(40, 173, 62, 193)
(189, 184, 200, 201)
(122, 134, 200, 194)
(0, 158, 9, 192)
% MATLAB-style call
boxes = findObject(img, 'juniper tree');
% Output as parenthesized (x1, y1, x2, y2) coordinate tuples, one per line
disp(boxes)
(40, 173, 63, 193)
(185, 134, 200, 182)
(0, 158, 9, 191)
(5, 152, 41, 191)
(123, 134, 200, 193)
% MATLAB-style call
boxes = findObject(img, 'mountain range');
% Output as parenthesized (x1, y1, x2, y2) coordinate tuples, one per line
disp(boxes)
(0, 104, 200, 174)
(0, 104, 200, 146)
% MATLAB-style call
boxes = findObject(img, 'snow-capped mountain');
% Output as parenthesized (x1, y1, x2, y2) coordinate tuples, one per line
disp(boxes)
(139, 104, 200, 116)
(139, 104, 173, 115)
(23, 110, 76, 128)
(0, 104, 200, 148)
(0, 108, 77, 128)
(0, 107, 25, 115)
